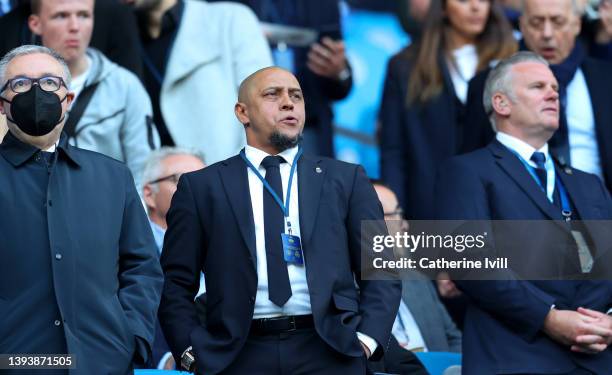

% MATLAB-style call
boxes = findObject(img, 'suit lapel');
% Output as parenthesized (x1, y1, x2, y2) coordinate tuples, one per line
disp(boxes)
(219, 155, 257, 269)
(490, 141, 561, 220)
(298, 154, 325, 247)
(556, 165, 590, 220)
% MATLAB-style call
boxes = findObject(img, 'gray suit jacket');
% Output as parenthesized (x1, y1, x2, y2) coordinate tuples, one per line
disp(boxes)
(401, 279, 462, 352)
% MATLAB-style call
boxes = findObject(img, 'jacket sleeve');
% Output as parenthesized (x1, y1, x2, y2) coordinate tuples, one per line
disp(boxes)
(117, 166, 164, 364)
(379, 57, 407, 208)
(158, 174, 206, 362)
(119, 69, 160, 193)
(348, 165, 402, 360)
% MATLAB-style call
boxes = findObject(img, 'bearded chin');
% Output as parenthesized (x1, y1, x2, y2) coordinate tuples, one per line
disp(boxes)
(269, 131, 303, 152)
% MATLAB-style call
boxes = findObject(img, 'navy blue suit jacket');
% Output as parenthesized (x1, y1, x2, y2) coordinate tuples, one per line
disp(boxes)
(379, 47, 465, 219)
(0, 132, 163, 375)
(435, 140, 612, 374)
(158, 152, 401, 374)
(462, 58, 612, 193)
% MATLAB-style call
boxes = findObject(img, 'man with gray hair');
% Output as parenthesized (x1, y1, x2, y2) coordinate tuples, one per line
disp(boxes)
(142, 146, 206, 252)
(0, 45, 163, 374)
(437, 51, 612, 374)
(464, 0, 612, 196)
(141, 146, 206, 370)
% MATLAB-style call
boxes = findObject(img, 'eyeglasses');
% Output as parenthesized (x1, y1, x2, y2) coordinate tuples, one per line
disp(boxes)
(148, 173, 181, 185)
(0, 76, 67, 94)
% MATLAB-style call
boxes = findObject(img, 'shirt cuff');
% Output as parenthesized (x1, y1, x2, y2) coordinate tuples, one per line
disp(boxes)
(356, 331, 378, 358)
(606, 308, 612, 315)
(157, 352, 174, 370)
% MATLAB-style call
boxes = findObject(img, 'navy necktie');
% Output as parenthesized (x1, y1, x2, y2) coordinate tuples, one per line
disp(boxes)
(261, 155, 292, 306)
(530, 151, 547, 193)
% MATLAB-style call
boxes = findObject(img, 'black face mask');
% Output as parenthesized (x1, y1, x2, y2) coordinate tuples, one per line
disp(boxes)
(1, 85, 67, 136)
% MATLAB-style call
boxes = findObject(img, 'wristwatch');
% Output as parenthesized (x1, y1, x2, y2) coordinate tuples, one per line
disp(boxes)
(180, 346, 196, 372)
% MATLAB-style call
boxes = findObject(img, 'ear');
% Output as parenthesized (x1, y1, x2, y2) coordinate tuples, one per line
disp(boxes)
(234, 102, 250, 127)
(142, 184, 156, 211)
(65, 92, 75, 108)
(492, 93, 511, 117)
(28, 14, 43, 36)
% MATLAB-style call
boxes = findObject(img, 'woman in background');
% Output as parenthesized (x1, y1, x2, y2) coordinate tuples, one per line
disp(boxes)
(379, 0, 516, 220)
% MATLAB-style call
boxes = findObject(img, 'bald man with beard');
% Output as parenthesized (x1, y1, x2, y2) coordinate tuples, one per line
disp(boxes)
(158, 67, 401, 375)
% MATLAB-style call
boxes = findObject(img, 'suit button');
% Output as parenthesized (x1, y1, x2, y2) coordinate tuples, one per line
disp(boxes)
(250, 296, 255, 303)
(54, 320, 61, 326)
(55, 253, 62, 260)
(48, 200, 53, 207)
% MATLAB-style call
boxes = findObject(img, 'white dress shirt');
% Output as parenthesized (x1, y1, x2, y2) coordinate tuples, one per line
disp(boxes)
(245, 145, 312, 318)
(496, 132, 555, 202)
(448, 44, 478, 104)
(566, 68, 603, 179)
(244, 145, 378, 355)
(392, 300, 427, 352)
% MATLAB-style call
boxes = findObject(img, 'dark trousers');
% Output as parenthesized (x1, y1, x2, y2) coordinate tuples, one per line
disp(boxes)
(219, 328, 366, 375)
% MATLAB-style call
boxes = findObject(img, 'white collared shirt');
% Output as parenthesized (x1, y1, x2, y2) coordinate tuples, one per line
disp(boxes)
(496, 132, 550, 169)
(448, 44, 478, 104)
(244, 145, 378, 355)
(496, 132, 555, 202)
(392, 300, 427, 352)
(566, 68, 602, 179)
(244, 145, 312, 318)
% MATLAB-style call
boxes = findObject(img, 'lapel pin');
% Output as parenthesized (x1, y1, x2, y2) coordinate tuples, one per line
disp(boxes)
(315, 166, 322, 174)
(565, 167, 572, 175)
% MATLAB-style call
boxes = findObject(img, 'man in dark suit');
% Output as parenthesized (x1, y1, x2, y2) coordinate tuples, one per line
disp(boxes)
(463, 0, 612, 194)
(373, 182, 462, 353)
(158, 66, 401, 374)
(0, 45, 163, 374)
(437, 51, 612, 374)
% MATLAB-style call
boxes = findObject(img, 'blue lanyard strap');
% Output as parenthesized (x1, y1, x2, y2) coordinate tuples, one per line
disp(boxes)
(240, 147, 303, 217)
(508, 149, 572, 220)
(555, 176, 572, 220)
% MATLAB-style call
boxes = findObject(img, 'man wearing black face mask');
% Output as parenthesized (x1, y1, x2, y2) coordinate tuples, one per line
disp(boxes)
(0, 45, 163, 375)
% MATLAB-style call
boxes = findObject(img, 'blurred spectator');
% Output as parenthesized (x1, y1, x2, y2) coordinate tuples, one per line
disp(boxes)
(379, 0, 516, 219)
(141, 146, 206, 370)
(0, 0, 143, 77)
(464, 0, 612, 193)
(130, 0, 272, 165)
(28, 0, 159, 190)
(210, 0, 353, 158)
(579, 0, 612, 60)
(398, 0, 432, 39)
(0, 0, 15, 16)
(373, 182, 462, 353)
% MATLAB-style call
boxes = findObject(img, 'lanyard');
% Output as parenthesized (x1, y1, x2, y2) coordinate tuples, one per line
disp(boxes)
(240, 147, 303, 219)
(556, 176, 572, 221)
(511, 150, 573, 221)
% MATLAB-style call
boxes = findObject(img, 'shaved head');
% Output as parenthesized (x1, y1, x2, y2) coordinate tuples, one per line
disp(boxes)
(238, 66, 290, 104)
(234, 66, 305, 155)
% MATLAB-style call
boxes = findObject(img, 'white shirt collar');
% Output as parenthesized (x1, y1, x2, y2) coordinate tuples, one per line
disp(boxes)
(44, 140, 59, 152)
(496, 131, 549, 164)
(244, 144, 299, 170)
